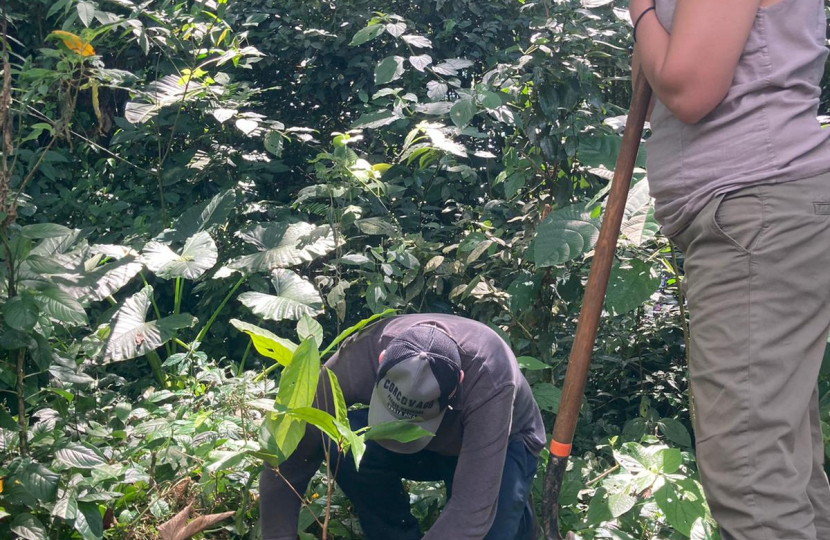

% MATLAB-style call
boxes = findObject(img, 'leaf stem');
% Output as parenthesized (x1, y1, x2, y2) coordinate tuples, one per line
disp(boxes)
(195, 274, 245, 345)
(236, 339, 252, 376)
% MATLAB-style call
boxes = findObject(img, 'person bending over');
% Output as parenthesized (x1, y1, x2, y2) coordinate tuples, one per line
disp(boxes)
(259, 313, 546, 540)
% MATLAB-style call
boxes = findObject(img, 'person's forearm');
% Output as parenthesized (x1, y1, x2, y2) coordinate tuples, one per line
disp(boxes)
(631, 0, 760, 124)
(631, 8, 677, 114)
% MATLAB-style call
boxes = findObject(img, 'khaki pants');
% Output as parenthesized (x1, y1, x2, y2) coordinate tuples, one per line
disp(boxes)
(674, 172, 830, 540)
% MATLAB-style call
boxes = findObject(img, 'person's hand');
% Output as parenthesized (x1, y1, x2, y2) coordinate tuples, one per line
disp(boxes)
(629, 0, 655, 23)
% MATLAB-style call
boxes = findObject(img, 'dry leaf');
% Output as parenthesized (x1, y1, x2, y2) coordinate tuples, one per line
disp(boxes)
(50, 31, 96, 57)
(158, 504, 235, 540)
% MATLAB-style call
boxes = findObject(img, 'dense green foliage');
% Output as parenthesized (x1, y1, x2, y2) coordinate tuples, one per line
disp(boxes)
(0, 1, 828, 539)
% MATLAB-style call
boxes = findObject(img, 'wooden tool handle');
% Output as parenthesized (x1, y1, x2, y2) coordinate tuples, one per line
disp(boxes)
(541, 70, 653, 540)
(550, 73, 653, 453)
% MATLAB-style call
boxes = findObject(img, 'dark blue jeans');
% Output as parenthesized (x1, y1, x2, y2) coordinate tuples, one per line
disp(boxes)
(330, 409, 538, 540)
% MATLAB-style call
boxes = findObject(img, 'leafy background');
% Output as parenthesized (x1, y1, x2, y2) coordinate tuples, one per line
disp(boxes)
(0, 0, 828, 539)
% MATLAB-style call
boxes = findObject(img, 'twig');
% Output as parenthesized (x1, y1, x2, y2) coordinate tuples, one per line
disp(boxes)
(587, 464, 619, 486)
(272, 467, 325, 530)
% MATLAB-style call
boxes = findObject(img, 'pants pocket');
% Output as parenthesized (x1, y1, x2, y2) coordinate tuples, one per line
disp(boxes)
(709, 186, 766, 254)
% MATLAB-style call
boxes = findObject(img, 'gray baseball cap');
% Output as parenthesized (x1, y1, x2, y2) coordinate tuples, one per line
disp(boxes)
(368, 325, 462, 453)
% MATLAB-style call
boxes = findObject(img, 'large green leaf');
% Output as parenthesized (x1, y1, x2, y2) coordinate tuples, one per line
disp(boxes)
(220, 222, 338, 275)
(142, 231, 218, 280)
(350, 23, 385, 46)
(33, 286, 88, 326)
(238, 269, 323, 322)
(265, 339, 322, 461)
(53, 493, 79, 520)
(11, 514, 46, 540)
(655, 479, 707, 537)
(230, 319, 297, 366)
(534, 205, 600, 267)
(103, 286, 197, 362)
(604, 259, 661, 317)
(74, 502, 103, 540)
(658, 418, 693, 448)
(277, 339, 320, 409)
(53, 256, 144, 303)
(532, 383, 562, 413)
(578, 134, 646, 170)
(2, 294, 39, 331)
(55, 443, 107, 469)
(21, 223, 73, 239)
(450, 99, 476, 128)
(5, 459, 59, 507)
(620, 179, 659, 246)
(155, 190, 238, 244)
(375, 56, 406, 85)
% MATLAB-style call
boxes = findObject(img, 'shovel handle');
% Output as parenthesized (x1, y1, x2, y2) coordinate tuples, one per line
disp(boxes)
(541, 72, 653, 540)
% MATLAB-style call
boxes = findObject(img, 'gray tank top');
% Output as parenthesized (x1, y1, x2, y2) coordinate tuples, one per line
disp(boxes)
(646, 0, 830, 237)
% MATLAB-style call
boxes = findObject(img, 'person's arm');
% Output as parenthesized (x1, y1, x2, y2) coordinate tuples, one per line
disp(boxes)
(630, 0, 762, 124)
(422, 383, 515, 540)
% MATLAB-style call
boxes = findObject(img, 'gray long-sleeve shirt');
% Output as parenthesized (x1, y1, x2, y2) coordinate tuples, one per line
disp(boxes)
(259, 313, 546, 540)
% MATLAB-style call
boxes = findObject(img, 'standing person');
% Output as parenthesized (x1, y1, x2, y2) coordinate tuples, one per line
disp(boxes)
(258, 313, 546, 540)
(631, 1, 830, 539)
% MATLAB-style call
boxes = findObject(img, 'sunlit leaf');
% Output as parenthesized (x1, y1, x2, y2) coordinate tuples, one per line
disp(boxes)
(221, 222, 338, 275)
(33, 287, 87, 325)
(655, 479, 707, 537)
(103, 286, 197, 362)
(620, 179, 658, 246)
(230, 319, 297, 366)
(55, 443, 107, 469)
(142, 231, 218, 280)
(238, 269, 323, 322)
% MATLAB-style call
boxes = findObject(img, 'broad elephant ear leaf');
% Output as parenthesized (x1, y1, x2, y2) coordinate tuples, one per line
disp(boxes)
(237, 269, 323, 322)
(104, 285, 196, 362)
(155, 190, 238, 244)
(52, 256, 144, 303)
(219, 222, 338, 275)
(142, 231, 218, 280)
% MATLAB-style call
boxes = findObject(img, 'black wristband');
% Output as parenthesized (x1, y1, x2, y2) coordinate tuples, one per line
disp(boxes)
(633, 6, 656, 43)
